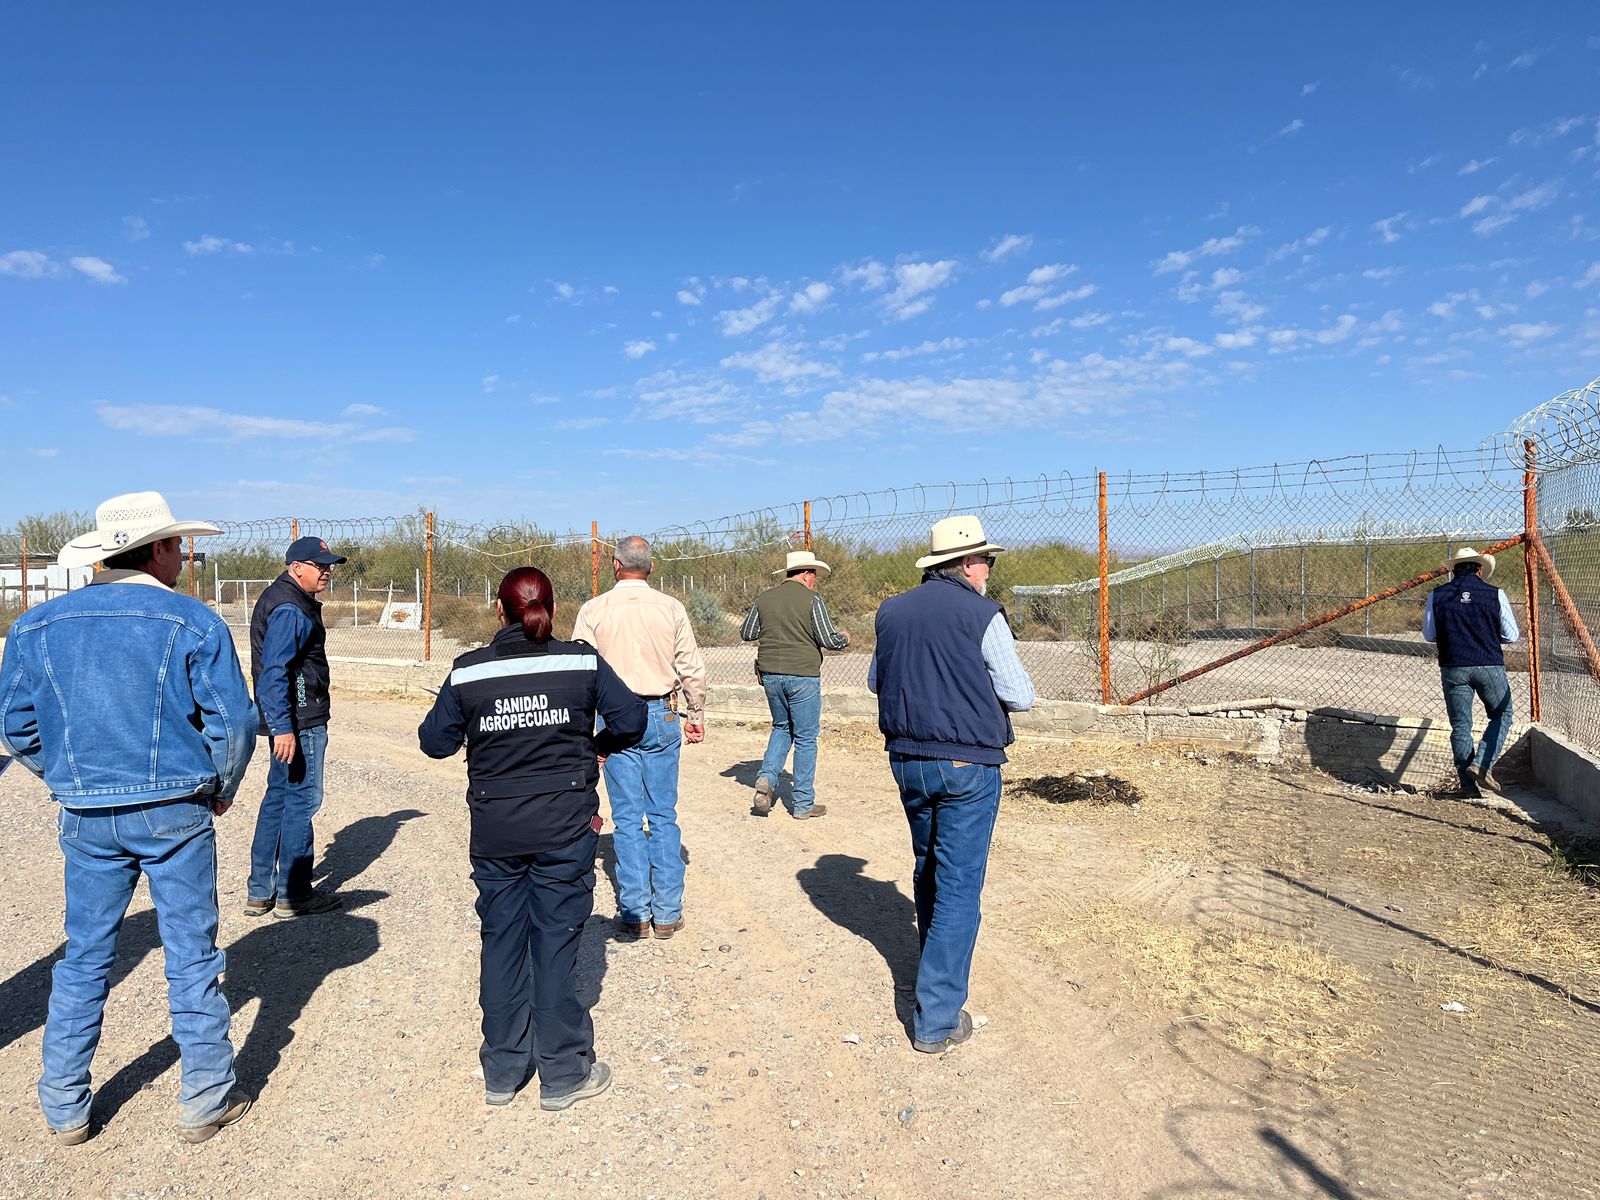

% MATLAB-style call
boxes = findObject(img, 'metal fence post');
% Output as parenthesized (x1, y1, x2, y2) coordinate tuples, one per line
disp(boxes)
(20, 535, 28, 613)
(1097, 471, 1111, 705)
(423, 512, 434, 663)
(591, 521, 600, 598)
(1364, 543, 1371, 636)
(804, 500, 812, 551)
(1248, 547, 1256, 630)
(1299, 543, 1307, 622)
(1213, 556, 1220, 627)
(1523, 438, 1543, 722)
(188, 536, 196, 597)
(291, 518, 299, 541)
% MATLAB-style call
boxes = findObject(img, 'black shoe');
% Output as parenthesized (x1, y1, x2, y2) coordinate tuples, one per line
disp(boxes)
(1456, 777, 1484, 800)
(540, 1062, 612, 1111)
(273, 891, 342, 919)
(912, 1010, 974, 1054)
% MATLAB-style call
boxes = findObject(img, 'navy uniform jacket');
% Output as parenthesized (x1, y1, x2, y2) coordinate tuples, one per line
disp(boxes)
(418, 625, 647, 857)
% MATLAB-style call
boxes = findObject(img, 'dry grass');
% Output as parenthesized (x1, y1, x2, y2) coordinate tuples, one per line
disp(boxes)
(1446, 875, 1600, 1002)
(1037, 896, 1376, 1075)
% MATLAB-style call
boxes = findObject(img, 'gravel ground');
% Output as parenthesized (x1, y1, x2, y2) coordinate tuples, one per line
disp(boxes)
(1, 696, 1596, 1198)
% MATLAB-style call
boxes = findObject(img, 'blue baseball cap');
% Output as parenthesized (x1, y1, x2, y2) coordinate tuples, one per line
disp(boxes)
(285, 535, 348, 566)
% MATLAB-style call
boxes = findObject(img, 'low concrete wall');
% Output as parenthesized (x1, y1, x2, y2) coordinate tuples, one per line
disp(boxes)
(1527, 726, 1600, 825)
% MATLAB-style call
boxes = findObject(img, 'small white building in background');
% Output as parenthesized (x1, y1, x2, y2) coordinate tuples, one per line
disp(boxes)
(0, 562, 95, 608)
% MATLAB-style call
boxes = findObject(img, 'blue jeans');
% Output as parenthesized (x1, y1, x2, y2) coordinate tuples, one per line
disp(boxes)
(1441, 665, 1514, 786)
(41, 798, 235, 1134)
(603, 701, 684, 925)
(888, 754, 1002, 1044)
(758, 673, 822, 814)
(472, 829, 598, 1099)
(249, 724, 328, 902)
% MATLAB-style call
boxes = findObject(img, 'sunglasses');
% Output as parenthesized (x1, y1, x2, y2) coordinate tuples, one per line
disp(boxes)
(299, 562, 334, 574)
(978, 555, 997, 569)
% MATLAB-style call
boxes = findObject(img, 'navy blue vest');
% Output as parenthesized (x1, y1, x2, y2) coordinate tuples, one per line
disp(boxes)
(249, 573, 331, 730)
(1431, 573, 1505, 668)
(873, 575, 1012, 765)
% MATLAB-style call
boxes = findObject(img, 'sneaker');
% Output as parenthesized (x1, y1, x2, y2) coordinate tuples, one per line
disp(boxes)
(273, 891, 342, 919)
(652, 918, 685, 940)
(615, 918, 651, 940)
(540, 1061, 612, 1111)
(178, 1091, 252, 1144)
(752, 778, 774, 817)
(52, 1123, 91, 1147)
(912, 1010, 974, 1054)
(792, 804, 828, 820)
(485, 1088, 517, 1106)
(243, 898, 274, 918)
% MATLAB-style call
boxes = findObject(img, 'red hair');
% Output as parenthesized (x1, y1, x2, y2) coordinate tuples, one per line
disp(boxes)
(497, 567, 554, 643)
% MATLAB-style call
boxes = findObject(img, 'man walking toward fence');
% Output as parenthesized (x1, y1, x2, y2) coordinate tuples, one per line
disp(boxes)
(245, 535, 348, 918)
(571, 536, 707, 940)
(1423, 546, 1520, 798)
(0, 492, 257, 1143)
(868, 515, 1033, 1053)
(740, 550, 850, 819)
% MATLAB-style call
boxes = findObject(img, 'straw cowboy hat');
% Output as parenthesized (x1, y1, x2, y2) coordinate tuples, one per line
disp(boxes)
(915, 515, 1006, 570)
(1444, 546, 1496, 581)
(774, 550, 831, 577)
(58, 491, 222, 569)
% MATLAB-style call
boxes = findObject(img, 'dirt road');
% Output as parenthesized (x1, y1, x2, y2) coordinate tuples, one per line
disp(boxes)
(1, 696, 1596, 1198)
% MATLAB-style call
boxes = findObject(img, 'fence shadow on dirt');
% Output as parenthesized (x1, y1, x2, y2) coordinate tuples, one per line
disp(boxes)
(796, 854, 919, 1032)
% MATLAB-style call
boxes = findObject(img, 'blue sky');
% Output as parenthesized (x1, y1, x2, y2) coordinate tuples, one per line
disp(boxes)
(3, 3, 1597, 531)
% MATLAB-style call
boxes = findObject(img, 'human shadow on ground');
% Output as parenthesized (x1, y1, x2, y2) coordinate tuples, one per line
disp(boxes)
(0, 908, 163, 1056)
(796, 854, 920, 1030)
(312, 808, 426, 892)
(92, 886, 388, 1122)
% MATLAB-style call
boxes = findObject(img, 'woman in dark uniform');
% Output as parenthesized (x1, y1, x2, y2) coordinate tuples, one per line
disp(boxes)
(419, 567, 645, 1109)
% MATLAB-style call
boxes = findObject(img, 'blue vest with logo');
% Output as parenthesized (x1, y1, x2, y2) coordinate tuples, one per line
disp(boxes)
(873, 575, 1012, 765)
(1430, 573, 1505, 668)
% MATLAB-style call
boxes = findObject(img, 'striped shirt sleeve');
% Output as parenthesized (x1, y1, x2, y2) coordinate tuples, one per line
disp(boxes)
(810, 594, 850, 651)
(980, 612, 1035, 711)
(739, 603, 762, 642)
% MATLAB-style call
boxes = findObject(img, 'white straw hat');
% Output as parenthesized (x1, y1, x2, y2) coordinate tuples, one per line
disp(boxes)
(774, 550, 831, 577)
(915, 515, 1006, 570)
(1444, 546, 1496, 581)
(58, 491, 222, 569)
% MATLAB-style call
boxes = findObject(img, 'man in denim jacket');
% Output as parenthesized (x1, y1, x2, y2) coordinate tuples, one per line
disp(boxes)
(0, 492, 257, 1145)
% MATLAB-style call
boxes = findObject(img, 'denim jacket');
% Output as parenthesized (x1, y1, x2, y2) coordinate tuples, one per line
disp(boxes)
(0, 572, 258, 808)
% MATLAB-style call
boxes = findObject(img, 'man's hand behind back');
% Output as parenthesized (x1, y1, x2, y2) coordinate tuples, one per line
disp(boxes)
(684, 722, 706, 744)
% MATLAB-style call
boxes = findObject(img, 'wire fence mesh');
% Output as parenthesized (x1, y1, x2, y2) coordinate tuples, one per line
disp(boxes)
(4, 378, 1597, 766)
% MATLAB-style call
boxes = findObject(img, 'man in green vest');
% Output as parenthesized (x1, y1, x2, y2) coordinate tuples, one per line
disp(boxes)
(739, 550, 851, 819)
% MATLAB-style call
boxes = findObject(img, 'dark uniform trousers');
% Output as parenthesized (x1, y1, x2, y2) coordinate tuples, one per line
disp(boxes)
(472, 828, 599, 1098)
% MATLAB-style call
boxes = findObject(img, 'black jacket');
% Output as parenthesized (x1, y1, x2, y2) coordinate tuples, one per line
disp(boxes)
(249, 572, 331, 732)
(418, 626, 646, 856)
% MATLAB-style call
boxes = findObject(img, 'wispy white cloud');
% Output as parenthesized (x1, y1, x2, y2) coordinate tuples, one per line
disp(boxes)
(1372, 213, 1408, 244)
(1269, 226, 1332, 261)
(1575, 262, 1600, 289)
(838, 259, 889, 291)
(676, 289, 702, 306)
(1069, 311, 1112, 329)
(184, 234, 254, 256)
(983, 233, 1033, 263)
(1214, 329, 1260, 350)
(122, 215, 150, 241)
(1162, 336, 1213, 357)
(788, 281, 833, 315)
(1213, 290, 1266, 324)
(1394, 66, 1434, 91)
(482, 373, 500, 393)
(623, 339, 657, 359)
(861, 337, 971, 362)
(1509, 115, 1590, 147)
(884, 259, 957, 320)
(1464, 179, 1563, 236)
(1458, 157, 1499, 176)
(1153, 226, 1259, 274)
(1275, 118, 1305, 138)
(70, 256, 126, 285)
(0, 249, 60, 278)
(342, 403, 386, 417)
(555, 416, 610, 431)
(1500, 321, 1559, 343)
(999, 263, 1087, 309)
(1362, 266, 1404, 283)
(1301, 81, 1320, 96)
(96, 404, 415, 443)
(721, 341, 838, 387)
(26, 447, 58, 458)
(1507, 47, 1548, 70)
(718, 292, 784, 336)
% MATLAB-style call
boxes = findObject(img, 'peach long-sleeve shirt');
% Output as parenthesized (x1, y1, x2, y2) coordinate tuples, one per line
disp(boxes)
(570, 579, 708, 722)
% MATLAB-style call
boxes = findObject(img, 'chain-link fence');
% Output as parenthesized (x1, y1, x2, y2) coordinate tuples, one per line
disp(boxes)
(4, 378, 1597, 763)
(1521, 378, 1600, 756)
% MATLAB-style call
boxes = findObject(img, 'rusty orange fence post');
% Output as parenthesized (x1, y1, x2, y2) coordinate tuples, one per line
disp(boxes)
(1097, 471, 1111, 705)
(1122, 532, 1529, 706)
(291, 518, 299, 541)
(423, 512, 434, 663)
(1523, 438, 1542, 722)
(591, 521, 600, 598)
(19, 535, 28, 613)
(804, 501, 812, 551)
(188, 536, 196, 598)
(1527, 534, 1600, 688)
